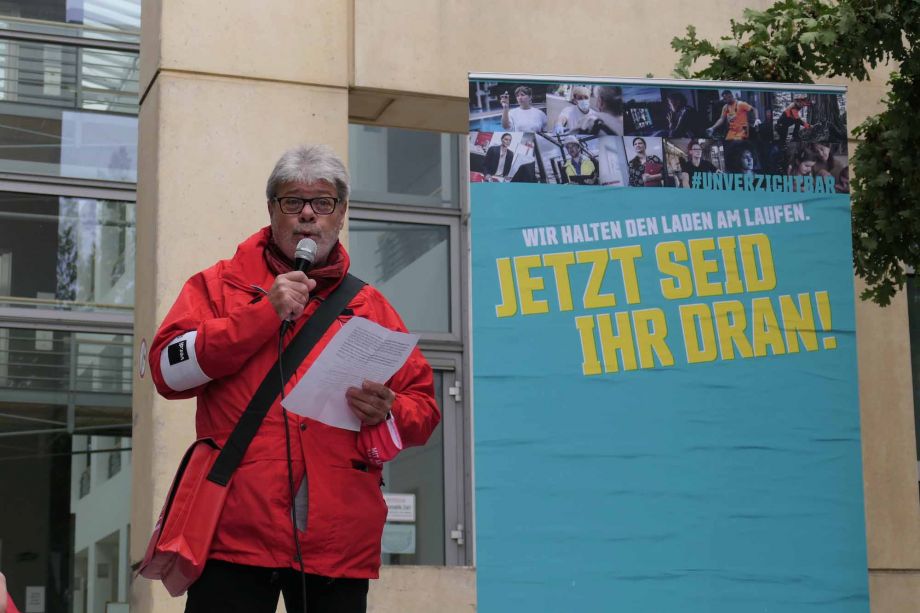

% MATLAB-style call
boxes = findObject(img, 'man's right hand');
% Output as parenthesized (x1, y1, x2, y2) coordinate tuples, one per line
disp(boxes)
(500, 92, 510, 108)
(268, 271, 317, 322)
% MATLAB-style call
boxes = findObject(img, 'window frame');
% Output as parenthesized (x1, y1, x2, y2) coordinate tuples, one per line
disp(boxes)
(348, 125, 473, 567)
(425, 351, 471, 566)
(347, 206, 463, 346)
(0, 178, 136, 334)
(348, 124, 460, 211)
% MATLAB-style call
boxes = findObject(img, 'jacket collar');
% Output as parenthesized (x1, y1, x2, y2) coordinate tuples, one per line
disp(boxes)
(222, 227, 351, 299)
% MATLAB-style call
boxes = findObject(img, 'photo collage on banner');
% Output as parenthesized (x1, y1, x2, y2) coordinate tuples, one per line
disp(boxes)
(469, 80, 849, 193)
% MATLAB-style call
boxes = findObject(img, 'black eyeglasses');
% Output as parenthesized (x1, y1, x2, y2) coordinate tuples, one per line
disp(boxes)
(273, 196, 339, 215)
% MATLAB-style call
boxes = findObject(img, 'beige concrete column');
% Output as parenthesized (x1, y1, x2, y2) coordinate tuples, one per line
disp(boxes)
(131, 2, 349, 612)
(869, 572, 920, 613)
(370, 567, 476, 612)
(846, 63, 920, 611)
(856, 286, 920, 613)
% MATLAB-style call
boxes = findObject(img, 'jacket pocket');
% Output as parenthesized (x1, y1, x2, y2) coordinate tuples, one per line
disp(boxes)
(325, 465, 388, 565)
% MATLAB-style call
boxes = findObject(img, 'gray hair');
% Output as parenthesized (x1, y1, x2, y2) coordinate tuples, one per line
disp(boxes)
(265, 144, 350, 202)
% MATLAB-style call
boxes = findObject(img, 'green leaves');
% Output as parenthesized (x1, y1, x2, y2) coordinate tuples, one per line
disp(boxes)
(672, 0, 920, 306)
(850, 68, 920, 305)
(817, 29, 836, 45)
(799, 31, 819, 45)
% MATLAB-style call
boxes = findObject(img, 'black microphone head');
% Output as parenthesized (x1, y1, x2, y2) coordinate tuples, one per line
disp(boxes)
(294, 238, 317, 273)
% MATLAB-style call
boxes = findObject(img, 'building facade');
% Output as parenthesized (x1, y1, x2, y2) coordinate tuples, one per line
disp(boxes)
(0, 1, 139, 612)
(0, 1, 918, 612)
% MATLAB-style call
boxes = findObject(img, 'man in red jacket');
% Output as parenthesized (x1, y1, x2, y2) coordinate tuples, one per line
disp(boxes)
(149, 144, 440, 613)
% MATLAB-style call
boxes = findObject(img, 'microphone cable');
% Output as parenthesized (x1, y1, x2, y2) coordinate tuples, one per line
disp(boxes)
(278, 325, 309, 613)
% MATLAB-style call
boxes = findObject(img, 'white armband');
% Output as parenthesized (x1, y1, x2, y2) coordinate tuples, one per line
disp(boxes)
(159, 330, 212, 391)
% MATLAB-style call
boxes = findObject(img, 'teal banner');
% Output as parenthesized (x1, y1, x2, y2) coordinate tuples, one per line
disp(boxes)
(469, 76, 867, 612)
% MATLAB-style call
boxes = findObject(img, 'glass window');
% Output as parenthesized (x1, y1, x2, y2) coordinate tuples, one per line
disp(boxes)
(0, 105, 138, 180)
(906, 276, 920, 486)
(348, 218, 450, 333)
(79, 47, 141, 113)
(0, 327, 133, 398)
(0, 191, 136, 309)
(0, 37, 138, 180)
(0, 40, 138, 113)
(0, 326, 132, 612)
(0, 5, 138, 609)
(382, 375, 445, 564)
(349, 125, 459, 208)
(0, 0, 141, 32)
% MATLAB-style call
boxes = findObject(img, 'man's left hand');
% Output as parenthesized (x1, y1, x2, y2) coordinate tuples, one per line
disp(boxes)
(346, 380, 395, 425)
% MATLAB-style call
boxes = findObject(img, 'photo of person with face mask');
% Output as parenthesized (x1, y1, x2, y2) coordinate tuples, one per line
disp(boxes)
(554, 85, 599, 135)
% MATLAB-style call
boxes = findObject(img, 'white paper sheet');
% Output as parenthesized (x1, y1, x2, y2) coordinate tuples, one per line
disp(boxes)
(281, 316, 419, 431)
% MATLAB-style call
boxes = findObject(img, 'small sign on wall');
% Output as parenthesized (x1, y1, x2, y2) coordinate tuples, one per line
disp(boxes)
(383, 493, 415, 522)
(25, 586, 45, 613)
(381, 523, 416, 555)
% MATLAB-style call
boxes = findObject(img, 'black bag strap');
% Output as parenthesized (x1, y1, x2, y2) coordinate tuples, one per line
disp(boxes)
(207, 273, 365, 486)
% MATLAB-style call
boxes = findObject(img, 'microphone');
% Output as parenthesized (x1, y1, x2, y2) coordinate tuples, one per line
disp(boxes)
(281, 238, 317, 335)
(293, 237, 317, 275)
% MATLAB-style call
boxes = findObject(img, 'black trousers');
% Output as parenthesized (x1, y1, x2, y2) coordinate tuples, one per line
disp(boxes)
(184, 560, 369, 613)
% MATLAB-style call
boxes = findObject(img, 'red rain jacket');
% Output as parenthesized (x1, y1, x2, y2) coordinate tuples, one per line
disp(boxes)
(6, 593, 21, 613)
(149, 227, 439, 578)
